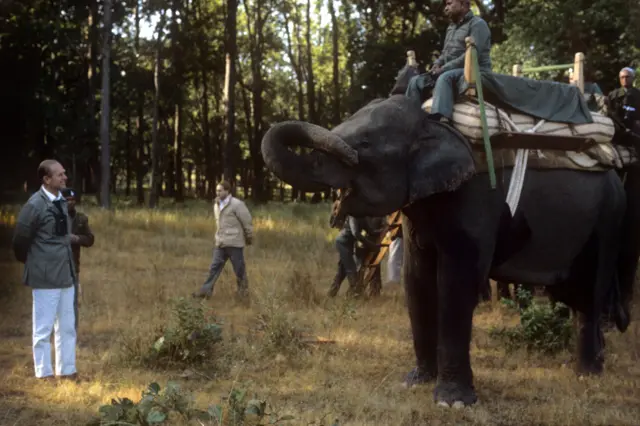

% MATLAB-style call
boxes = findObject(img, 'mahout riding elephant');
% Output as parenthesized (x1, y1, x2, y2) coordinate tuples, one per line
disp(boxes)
(261, 64, 639, 407)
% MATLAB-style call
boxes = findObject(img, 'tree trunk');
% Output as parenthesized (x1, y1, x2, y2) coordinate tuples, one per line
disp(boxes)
(281, 8, 305, 120)
(125, 107, 132, 196)
(172, 0, 184, 203)
(149, 14, 166, 209)
(305, 0, 316, 123)
(99, 0, 112, 209)
(193, 0, 215, 200)
(86, 0, 99, 199)
(223, 0, 238, 187)
(187, 162, 193, 194)
(134, 0, 146, 205)
(329, 0, 340, 127)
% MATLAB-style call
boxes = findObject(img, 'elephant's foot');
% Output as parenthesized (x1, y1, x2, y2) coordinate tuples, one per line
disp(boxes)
(433, 381, 477, 407)
(401, 366, 437, 388)
(614, 301, 631, 333)
(576, 353, 604, 376)
(576, 359, 604, 376)
(576, 323, 605, 376)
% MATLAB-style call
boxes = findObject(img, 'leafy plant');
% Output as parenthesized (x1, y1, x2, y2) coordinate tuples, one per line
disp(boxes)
(88, 382, 201, 426)
(491, 286, 574, 355)
(87, 383, 295, 426)
(208, 387, 295, 426)
(146, 297, 223, 366)
(254, 300, 305, 356)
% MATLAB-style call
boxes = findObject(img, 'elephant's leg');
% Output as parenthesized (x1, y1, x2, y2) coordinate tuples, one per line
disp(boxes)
(432, 249, 480, 406)
(479, 280, 491, 302)
(575, 180, 624, 375)
(576, 311, 605, 375)
(497, 281, 511, 300)
(402, 215, 439, 387)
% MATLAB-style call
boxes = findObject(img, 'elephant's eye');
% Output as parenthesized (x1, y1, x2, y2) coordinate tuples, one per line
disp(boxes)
(359, 137, 370, 149)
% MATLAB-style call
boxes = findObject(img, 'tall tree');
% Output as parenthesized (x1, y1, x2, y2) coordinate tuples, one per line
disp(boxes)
(305, 0, 316, 123)
(223, 0, 238, 187)
(172, 0, 185, 202)
(100, 0, 113, 208)
(328, 0, 340, 126)
(148, 12, 167, 209)
(134, 0, 146, 205)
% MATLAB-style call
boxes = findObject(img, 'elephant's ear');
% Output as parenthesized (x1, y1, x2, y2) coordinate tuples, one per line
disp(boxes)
(408, 118, 476, 203)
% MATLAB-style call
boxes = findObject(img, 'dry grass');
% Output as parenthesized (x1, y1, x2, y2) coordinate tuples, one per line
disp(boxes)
(1, 198, 640, 425)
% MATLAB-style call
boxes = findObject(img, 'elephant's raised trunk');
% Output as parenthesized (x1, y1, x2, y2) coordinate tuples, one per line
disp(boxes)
(261, 121, 358, 192)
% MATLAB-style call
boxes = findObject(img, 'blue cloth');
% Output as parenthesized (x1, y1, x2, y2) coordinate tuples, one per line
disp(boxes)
(432, 69, 466, 119)
(199, 246, 248, 295)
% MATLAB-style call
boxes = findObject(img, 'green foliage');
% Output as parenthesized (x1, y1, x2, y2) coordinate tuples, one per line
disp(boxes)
(490, 286, 574, 355)
(490, 0, 640, 91)
(88, 382, 295, 426)
(286, 269, 320, 307)
(254, 296, 305, 356)
(88, 382, 197, 425)
(208, 387, 295, 425)
(145, 297, 223, 367)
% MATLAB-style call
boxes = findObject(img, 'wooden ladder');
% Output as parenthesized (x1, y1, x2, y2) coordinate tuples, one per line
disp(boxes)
(356, 210, 403, 294)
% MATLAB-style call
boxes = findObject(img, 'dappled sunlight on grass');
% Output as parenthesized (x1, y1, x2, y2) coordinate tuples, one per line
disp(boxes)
(1, 198, 640, 425)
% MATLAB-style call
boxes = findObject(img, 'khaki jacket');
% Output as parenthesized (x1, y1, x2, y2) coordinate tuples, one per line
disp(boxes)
(214, 196, 253, 248)
(12, 188, 77, 289)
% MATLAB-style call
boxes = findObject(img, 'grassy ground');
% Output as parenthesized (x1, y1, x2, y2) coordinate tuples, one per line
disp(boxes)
(0, 198, 639, 425)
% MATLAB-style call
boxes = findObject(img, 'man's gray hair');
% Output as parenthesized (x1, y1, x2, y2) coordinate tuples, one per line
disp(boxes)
(620, 67, 636, 78)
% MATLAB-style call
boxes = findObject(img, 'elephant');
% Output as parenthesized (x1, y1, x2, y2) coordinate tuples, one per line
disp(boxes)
(260, 66, 639, 407)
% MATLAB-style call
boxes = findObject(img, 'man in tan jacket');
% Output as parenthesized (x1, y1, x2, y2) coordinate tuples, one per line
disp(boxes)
(192, 181, 253, 301)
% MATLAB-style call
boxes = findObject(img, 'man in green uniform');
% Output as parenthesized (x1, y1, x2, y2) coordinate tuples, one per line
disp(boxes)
(61, 188, 94, 331)
(405, 0, 492, 122)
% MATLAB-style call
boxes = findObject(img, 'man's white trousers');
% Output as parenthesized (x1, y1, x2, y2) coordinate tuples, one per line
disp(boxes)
(32, 286, 77, 378)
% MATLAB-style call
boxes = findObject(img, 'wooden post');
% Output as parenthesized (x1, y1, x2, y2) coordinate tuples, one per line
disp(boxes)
(490, 280, 498, 308)
(572, 52, 585, 94)
(407, 50, 417, 68)
(464, 37, 476, 96)
(512, 64, 523, 77)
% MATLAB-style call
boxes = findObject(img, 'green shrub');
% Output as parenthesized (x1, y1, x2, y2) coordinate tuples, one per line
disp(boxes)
(146, 297, 223, 367)
(490, 286, 574, 355)
(88, 381, 198, 425)
(87, 382, 296, 426)
(208, 387, 295, 426)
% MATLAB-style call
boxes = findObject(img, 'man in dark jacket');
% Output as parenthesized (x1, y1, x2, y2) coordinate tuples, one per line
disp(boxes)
(606, 67, 640, 140)
(61, 188, 94, 331)
(13, 159, 78, 380)
(405, 0, 492, 121)
(328, 215, 386, 297)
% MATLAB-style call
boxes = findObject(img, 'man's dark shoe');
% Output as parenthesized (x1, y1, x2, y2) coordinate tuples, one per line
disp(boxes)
(235, 290, 251, 307)
(192, 290, 211, 300)
(58, 373, 82, 383)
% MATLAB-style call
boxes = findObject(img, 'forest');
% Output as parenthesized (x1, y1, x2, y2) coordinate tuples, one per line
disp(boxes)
(1, 0, 639, 207)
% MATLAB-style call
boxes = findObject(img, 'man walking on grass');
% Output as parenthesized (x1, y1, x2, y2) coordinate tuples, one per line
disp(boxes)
(12, 159, 78, 381)
(192, 181, 253, 302)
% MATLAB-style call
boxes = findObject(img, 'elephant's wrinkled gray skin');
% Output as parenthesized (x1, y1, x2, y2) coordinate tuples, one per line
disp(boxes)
(261, 94, 638, 407)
